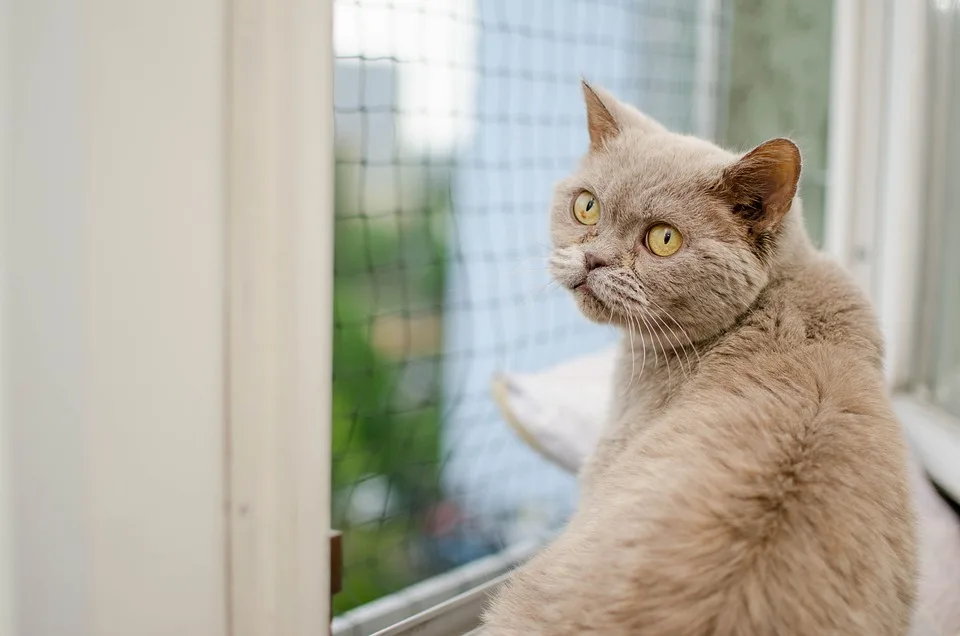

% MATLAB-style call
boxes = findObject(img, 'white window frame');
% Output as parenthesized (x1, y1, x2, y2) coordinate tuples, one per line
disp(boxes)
(225, 0, 334, 634)
(332, 539, 545, 636)
(0, 0, 13, 632)
(2, 1, 334, 634)
(4, 2, 234, 633)
(828, 0, 960, 503)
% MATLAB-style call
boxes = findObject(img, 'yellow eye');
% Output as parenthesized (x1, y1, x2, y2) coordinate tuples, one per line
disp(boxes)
(646, 223, 682, 257)
(573, 191, 600, 225)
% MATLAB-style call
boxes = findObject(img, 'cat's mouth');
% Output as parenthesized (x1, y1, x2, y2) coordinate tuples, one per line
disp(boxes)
(573, 280, 608, 308)
(572, 283, 617, 326)
(569, 276, 629, 325)
(573, 280, 595, 296)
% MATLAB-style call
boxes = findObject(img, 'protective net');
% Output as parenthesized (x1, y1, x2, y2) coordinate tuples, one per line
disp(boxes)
(331, 0, 730, 616)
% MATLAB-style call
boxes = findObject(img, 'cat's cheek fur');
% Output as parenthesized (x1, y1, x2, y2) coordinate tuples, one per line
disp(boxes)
(574, 289, 613, 323)
(548, 246, 588, 290)
(626, 240, 767, 343)
(549, 246, 621, 325)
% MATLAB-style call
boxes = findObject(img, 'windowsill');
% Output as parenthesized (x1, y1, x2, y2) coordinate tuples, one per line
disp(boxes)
(332, 537, 547, 636)
(894, 394, 960, 504)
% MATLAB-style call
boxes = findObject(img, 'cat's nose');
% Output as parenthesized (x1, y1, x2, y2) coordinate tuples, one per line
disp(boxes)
(584, 252, 609, 272)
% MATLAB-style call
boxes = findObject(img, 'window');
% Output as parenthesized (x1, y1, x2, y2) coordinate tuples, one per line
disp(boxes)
(330, 0, 732, 628)
(6, 1, 958, 634)
(919, 0, 960, 419)
(330, 0, 960, 632)
(721, 0, 834, 247)
(824, 0, 960, 502)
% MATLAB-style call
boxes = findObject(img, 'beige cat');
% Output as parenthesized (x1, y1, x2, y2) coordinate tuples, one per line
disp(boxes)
(481, 83, 917, 635)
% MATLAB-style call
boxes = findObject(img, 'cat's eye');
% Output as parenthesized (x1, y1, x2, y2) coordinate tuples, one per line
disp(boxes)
(573, 191, 600, 225)
(646, 223, 682, 257)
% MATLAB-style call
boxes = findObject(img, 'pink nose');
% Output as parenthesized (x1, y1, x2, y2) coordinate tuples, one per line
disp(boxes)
(583, 252, 610, 272)
(584, 252, 609, 272)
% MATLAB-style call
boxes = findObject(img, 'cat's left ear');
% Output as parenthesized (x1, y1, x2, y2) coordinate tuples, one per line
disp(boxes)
(581, 79, 665, 150)
(718, 138, 801, 234)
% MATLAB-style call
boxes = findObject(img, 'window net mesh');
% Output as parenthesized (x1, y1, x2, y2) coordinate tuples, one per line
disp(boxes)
(332, 0, 730, 617)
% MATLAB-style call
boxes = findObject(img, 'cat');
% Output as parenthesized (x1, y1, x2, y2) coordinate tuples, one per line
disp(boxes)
(481, 82, 918, 635)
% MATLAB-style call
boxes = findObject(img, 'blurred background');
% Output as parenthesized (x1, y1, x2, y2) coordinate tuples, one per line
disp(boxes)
(2, 1, 958, 635)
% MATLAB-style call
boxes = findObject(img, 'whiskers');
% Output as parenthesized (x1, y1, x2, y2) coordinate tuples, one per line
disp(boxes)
(601, 274, 702, 389)
(608, 296, 650, 396)
(619, 303, 645, 393)
(521, 278, 559, 305)
(645, 296, 702, 371)
(637, 305, 672, 383)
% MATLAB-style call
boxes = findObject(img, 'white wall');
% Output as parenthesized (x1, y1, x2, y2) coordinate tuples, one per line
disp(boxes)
(3, 1, 227, 635)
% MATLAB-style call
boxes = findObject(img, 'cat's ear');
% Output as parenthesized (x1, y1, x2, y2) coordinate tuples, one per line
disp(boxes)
(581, 80, 665, 150)
(719, 138, 801, 233)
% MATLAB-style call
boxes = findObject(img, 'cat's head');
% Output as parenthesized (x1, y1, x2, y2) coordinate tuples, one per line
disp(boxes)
(549, 81, 804, 344)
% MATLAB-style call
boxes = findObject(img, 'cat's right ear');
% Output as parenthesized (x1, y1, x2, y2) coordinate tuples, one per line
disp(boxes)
(718, 138, 802, 235)
(581, 80, 665, 150)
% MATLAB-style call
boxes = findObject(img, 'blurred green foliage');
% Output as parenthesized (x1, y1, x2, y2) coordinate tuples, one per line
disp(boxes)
(331, 159, 451, 613)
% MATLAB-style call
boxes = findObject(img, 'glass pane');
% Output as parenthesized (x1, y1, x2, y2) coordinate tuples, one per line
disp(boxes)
(331, 0, 729, 616)
(928, 3, 960, 416)
(720, 0, 834, 247)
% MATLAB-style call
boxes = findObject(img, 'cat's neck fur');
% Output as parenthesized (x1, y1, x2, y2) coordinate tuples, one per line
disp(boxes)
(606, 201, 862, 439)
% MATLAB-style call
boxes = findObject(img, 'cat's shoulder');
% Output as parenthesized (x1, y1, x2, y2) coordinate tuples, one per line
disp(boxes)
(727, 256, 882, 357)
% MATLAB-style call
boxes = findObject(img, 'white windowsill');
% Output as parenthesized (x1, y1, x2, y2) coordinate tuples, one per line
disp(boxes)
(894, 395, 960, 504)
(333, 537, 547, 636)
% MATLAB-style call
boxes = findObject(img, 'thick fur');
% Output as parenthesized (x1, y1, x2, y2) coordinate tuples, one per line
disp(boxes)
(482, 83, 917, 635)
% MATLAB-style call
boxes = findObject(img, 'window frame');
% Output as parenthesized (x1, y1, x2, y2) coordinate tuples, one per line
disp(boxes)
(828, 0, 960, 501)
(331, 539, 546, 636)
(2, 0, 335, 631)
(225, 0, 334, 633)
(3, 0, 239, 632)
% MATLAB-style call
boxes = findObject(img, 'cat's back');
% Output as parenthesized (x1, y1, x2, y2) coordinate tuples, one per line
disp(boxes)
(619, 263, 916, 633)
(610, 259, 919, 634)
(491, 355, 917, 636)
(485, 261, 918, 636)
(624, 344, 917, 635)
